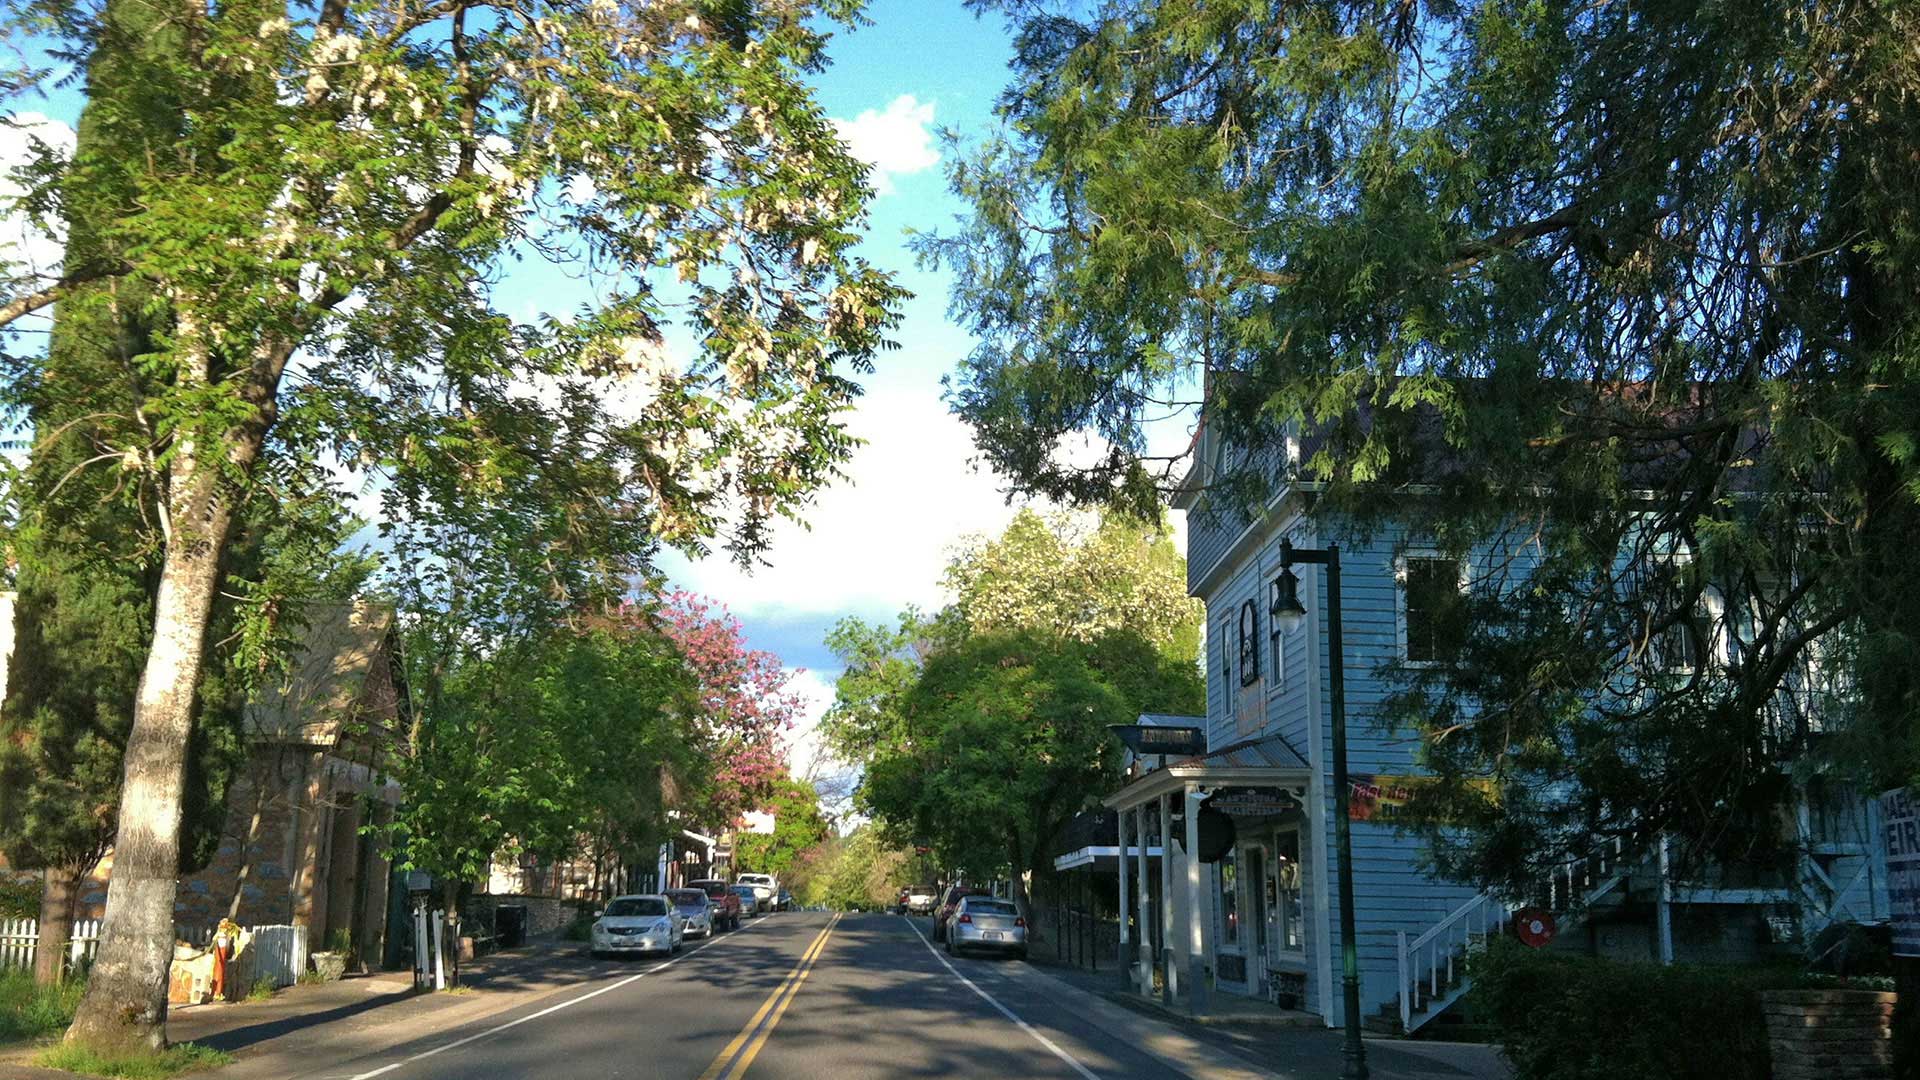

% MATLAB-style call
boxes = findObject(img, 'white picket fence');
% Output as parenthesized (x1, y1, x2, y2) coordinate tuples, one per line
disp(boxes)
(0, 918, 309, 989)
(0, 917, 104, 973)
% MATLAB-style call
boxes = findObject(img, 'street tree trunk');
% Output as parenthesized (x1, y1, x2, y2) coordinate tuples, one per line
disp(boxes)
(64, 324, 268, 1052)
(34, 866, 81, 986)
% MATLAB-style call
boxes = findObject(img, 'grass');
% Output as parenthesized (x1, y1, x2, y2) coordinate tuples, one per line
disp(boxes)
(295, 970, 327, 986)
(0, 968, 85, 1044)
(245, 977, 276, 1003)
(35, 1042, 233, 1078)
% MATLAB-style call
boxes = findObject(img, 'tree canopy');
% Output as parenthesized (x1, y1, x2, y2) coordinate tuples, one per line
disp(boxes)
(929, 0, 1920, 887)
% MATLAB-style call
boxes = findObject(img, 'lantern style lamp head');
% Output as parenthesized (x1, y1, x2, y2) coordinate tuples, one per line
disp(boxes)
(1269, 567, 1307, 633)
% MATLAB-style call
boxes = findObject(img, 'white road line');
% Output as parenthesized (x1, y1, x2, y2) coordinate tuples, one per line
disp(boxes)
(342, 918, 775, 1080)
(903, 916, 1101, 1080)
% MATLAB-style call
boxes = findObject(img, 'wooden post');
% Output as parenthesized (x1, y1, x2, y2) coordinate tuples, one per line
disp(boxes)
(1117, 808, 1131, 982)
(1186, 783, 1209, 1015)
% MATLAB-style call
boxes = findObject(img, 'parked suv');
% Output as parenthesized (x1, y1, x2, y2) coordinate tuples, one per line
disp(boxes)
(688, 878, 742, 931)
(901, 884, 937, 915)
(736, 873, 780, 912)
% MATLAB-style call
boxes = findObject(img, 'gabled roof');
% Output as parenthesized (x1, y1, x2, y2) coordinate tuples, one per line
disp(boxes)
(245, 601, 396, 747)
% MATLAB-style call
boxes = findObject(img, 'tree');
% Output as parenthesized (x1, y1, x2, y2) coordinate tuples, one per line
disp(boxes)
(656, 591, 805, 832)
(0, 0, 904, 1051)
(731, 773, 830, 881)
(927, 1, 1920, 889)
(825, 508, 1203, 916)
(945, 508, 1200, 663)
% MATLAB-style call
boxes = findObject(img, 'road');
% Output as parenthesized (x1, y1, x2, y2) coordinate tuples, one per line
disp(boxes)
(306, 911, 1191, 1080)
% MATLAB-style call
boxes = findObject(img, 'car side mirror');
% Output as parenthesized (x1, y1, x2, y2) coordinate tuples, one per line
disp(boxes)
(593, 910, 603, 918)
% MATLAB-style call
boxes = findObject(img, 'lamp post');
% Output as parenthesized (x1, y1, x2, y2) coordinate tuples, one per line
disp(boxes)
(1271, 539, 1368, 1080)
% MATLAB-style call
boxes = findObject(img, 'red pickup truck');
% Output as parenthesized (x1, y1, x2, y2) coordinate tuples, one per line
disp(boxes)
(688, 878, 742, 931)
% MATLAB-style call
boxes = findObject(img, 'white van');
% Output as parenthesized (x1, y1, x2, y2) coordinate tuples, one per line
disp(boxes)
(736, 873, 780, 911)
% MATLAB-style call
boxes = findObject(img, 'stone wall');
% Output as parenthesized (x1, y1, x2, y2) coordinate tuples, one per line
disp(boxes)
(1761, 988, 1895, 1080)
(467, 895, 583, 942)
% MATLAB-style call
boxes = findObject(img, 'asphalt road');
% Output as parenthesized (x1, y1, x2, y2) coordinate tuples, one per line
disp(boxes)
(306, 911, 1191, 1080)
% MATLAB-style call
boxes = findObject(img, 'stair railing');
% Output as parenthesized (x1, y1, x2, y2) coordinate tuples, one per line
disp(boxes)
(1396, 891, 1511, 1032)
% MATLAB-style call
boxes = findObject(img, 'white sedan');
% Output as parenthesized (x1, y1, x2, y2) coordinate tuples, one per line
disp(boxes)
(590, 895, 683, 958)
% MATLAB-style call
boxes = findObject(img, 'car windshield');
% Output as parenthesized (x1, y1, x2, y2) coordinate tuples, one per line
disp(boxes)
(604, 897, 667, 917)
(964, 900, 1016, 915)
(667, 890, 706, 907)
(697, 883, 729, 898)
(732, 886, 754, 896)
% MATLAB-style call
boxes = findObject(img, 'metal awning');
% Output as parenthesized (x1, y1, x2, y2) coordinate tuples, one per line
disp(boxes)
(1102, 733, 1313, 810)
(1053, 844, 1167, 873)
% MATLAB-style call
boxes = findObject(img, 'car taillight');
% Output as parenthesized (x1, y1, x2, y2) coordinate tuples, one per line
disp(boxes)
(1015, 917, 1025, 927)
(957, 914, 971, 924)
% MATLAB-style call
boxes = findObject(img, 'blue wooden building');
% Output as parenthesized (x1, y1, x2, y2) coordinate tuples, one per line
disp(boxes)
(1094, 428, 1893, 1032)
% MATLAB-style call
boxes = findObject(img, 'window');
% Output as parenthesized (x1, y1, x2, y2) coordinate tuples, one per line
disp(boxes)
(1400, 555, 1466, 665)
(1237, 599, 1261, 686)
(1273, 829, 1304, 955)
(1218, 616, 1234, 685)
(605, 897, 668, 917)
(1635, 559, 1716, 675)
(1219, 848, 1240, 945)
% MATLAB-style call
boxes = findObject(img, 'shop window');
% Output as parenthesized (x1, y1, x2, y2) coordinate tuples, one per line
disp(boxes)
(1274, 829, 1304, 955)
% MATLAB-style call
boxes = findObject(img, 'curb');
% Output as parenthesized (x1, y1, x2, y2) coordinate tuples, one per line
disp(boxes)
(1006, 963, 1281, 1080)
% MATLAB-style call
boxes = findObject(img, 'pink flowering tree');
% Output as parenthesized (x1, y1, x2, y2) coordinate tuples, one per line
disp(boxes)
(656, 591, 802, 831)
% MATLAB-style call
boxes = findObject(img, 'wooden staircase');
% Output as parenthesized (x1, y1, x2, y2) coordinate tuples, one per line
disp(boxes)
(1369, 833, 1642, 1036)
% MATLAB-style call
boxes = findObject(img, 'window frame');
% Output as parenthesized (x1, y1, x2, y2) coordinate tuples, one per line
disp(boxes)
(1396, 551, 1470, 668)
(1237, 598, 1261, 687)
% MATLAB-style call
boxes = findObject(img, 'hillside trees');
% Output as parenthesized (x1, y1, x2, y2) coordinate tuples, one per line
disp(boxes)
(929, 0, 1920, 889)
(0, 0, 903, 1050)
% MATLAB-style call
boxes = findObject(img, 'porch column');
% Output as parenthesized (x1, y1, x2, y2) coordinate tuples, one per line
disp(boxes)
(1160, 791, 1178, 1003)
(1117, 807, 1132, 987)
(1185, 783, 1211, 1015)
(1135, 801, 1151, 994)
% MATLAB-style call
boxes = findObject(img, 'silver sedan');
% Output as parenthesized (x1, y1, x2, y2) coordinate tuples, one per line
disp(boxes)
(944, 896, 1027, 959)
(590, 894, 684, 958)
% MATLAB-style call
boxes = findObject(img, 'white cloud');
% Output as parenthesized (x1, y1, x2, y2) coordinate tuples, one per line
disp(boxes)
(832, 95, 940, 196)
(782, 668, 838, 781)
(662, 384, 1027, 619)
(0, 112, 76, 277)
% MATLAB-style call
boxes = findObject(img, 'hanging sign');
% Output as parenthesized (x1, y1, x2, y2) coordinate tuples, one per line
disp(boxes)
(1881, 786, 1920, 958)
(1110, 724, 1206, 759)
(1173, 806, 1238, 862)
(1209, 788, 1300, 818)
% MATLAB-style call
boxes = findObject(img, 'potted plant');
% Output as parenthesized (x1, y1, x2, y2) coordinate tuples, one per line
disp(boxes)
(309, 928, 352, 981)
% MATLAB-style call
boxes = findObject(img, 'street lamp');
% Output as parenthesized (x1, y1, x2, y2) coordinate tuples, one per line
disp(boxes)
(1275, 539, 1368, 1080)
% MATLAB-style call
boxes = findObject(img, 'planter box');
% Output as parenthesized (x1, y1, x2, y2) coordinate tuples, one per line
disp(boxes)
(1760, 989, 1895, 1080)
(309, 951, 349, 982)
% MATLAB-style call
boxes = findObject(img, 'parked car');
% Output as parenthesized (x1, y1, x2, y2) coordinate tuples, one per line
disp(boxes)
(902, 884, 938, 915)
(666, 888, 715, 939)
(737, 873, 779, 911)
(732, 884, 762, 916)
(776, 888, 793, 912)
(932, 885, 982, 942)
(688, 878, 742, 930)
(590, 895, 683, 959)
(945, 896, 1026, 959)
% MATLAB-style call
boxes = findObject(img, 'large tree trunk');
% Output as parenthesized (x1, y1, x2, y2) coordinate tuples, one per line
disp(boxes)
(34, 866, 82, 986)
(65, 382, 245, 1052)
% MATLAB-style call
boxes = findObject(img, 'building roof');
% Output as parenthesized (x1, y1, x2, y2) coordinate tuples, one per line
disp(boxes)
(245, 601, 396, 747)
(1104, 732, 1313, 810)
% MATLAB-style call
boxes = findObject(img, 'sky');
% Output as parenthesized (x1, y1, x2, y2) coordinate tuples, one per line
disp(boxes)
(0, 2, 1197, 789)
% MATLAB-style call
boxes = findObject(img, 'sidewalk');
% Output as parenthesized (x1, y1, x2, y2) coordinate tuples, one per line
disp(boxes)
(1023, 959, 1512, 1080)
(1, 936, 600, 1080)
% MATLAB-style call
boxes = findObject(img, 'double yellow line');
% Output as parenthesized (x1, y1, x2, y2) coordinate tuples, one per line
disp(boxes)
(696, 913, 841, 1080)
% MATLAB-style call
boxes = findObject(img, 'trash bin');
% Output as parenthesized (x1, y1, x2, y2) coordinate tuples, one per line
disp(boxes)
(496, 905, 528, 948)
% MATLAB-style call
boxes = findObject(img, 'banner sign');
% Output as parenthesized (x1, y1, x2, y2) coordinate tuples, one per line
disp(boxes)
(1347, 774, 1424, 823)
(1882, 786, 1920, 958)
